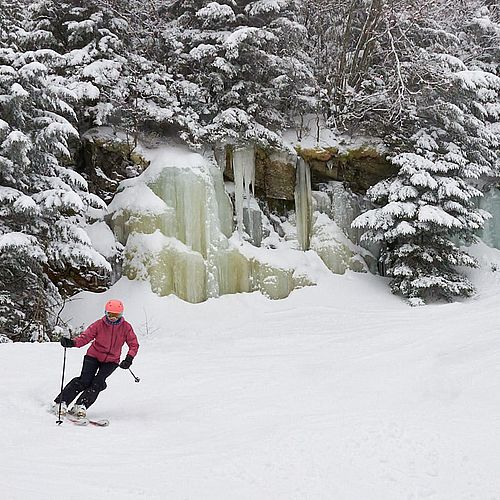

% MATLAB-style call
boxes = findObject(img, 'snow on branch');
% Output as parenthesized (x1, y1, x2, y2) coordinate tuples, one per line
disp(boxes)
(0, 232, 46, 261)
(417, 205, 461, 228)
(454, 70, 500, 92)
(196, 3, 236, 26)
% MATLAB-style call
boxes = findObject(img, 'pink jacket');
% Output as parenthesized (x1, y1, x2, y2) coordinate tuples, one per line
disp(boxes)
(73, 317, 139, 364)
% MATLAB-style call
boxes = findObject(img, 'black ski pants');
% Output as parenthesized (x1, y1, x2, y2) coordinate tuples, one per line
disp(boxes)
(55, 355, 118, 409)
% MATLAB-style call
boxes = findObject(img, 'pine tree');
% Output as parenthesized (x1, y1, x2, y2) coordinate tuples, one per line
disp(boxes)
(352, 3, 500, 305)
(23, 0, 128, 131)
(352, 151, 490, 305)
(0, 8, 110, 340)
(162, 0, 314, 146)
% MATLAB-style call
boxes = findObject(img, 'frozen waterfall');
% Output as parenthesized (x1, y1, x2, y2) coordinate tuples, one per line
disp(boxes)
(107, 146, 317, 303)
(101, 138, 378, 304)
(295, 157, 312, 251)
(109, 148, 233, 300)
(232, 145, 263, 245)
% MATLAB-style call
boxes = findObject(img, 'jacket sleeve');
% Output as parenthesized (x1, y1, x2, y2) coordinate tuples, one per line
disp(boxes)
(126, 325, 139, 358)
(73, 321, 99, 348)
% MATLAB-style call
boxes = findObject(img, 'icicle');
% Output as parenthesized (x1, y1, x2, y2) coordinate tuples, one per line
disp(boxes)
(232, 148, 244, 236)
(213, 142, 227, 174)
(295, 157, 312, 251)
(243, 146, 255, 210)
(232, 145, 255, 237)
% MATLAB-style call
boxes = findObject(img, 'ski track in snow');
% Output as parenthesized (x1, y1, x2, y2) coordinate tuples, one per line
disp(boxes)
(1, 272, 500, 499)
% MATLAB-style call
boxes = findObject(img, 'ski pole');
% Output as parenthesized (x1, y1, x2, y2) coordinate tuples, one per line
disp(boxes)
(56, 347, 67, 425)
(129, 368, 140, 383)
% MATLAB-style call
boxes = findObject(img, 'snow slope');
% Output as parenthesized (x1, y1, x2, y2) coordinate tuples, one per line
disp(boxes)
(2, 254, 500, 499)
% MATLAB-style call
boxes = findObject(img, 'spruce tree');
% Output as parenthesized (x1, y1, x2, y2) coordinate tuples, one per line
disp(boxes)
(162, 0, 314, 146)
(353, 3, 500, 305)
(23, 0, 128, 131)
(0, 7, 109, 340)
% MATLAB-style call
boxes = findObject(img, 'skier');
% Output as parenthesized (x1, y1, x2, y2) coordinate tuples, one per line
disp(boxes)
(52, 299, 139, 419)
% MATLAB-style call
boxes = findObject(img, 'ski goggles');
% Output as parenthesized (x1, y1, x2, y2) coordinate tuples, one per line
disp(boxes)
(105, 311, 123, 321)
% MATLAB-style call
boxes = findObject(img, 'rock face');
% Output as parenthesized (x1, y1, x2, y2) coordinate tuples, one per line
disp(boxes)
(259, 150, 297, 200)
(73, 129, 151, 293)
(224, 146, 296, 201)
(223, 144, 395, 208)
(298, 146, 396, 194)
(79, 129, 150, 203)
(80, 133, 393, 219)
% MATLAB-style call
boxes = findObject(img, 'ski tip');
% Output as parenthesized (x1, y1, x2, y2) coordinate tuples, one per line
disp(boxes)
(89, 419, 110, 427)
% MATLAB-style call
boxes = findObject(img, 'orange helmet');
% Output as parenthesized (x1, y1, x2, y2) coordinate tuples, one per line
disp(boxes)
(105, 299, 124, 315)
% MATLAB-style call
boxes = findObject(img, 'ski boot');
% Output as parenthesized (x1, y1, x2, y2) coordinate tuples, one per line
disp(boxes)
(68, 404, 87, 419)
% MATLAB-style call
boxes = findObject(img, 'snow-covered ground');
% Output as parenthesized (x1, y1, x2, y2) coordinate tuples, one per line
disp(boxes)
(2, 247, 500, 499)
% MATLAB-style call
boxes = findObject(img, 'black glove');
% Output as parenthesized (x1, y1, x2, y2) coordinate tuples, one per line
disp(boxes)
(60, 337, 74, 348)
(119, 355, 133, 369)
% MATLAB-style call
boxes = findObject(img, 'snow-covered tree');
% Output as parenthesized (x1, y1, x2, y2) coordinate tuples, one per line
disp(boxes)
(303, 0, 499, 137)
(0, 31, 110, 340)
(22, 0, 128, 131)
(303, 0, 421, 133)
(352, 3, 500, 305)
(0, 1, 24, 48)
(161, 0, 315, 146)
(353, 152, 490, 305)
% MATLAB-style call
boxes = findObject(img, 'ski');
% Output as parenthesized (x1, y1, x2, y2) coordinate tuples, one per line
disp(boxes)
(49, 405, 109, 426)
(64, 414, 89, 426)
(88, 418, 110, 427)
(65, 414, 109, 427)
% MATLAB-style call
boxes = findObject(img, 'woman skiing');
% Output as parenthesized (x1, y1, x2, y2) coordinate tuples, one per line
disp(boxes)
(52, 299, 139, 418)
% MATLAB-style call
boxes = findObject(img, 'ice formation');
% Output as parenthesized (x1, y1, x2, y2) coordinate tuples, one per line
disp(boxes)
(479, 187, 500, 249)
(310, 213, 372, 274)
(232, 145, 258, 239)
(102, 135, 376, 303)
(294, 157, 312, 251)
(312, 181, 368, 245)
(107, 146, 316, 302)
(311, 181, 379, 269)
